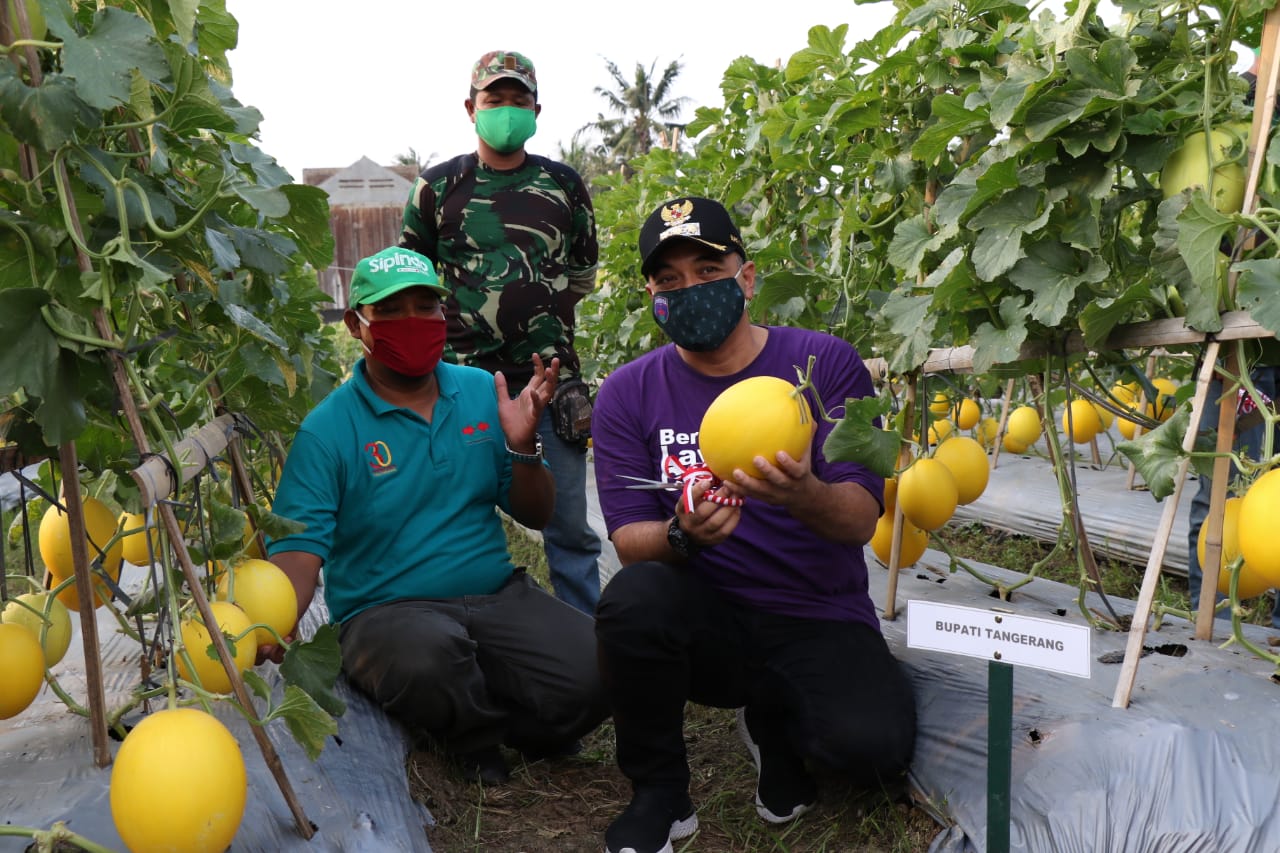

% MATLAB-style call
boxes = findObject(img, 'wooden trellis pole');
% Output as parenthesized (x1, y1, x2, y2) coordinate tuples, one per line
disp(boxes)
(1195, 8, 1280, 640)
(1112, 348, 1218, 707)
(54, 444, 112, 768)
(883, 377, 918, 621)
(1115, 1, 1280, 704)
(1195, 352, 1240, 640)
(127, 413, 314, 839)
(990, 379, 1016, 469)
(4, 1, 115, 769)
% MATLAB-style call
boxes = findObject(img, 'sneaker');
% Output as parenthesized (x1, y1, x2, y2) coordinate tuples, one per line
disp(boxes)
(604, 787, 699, 853)
(452, 745, 510, 786)
(736, 707, 816, 824)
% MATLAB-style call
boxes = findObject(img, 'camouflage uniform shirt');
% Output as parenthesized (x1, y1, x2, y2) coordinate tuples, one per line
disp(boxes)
(400, 152, 598, 388)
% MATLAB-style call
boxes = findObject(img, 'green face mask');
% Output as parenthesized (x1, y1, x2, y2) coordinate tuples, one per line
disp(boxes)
(475, 105, 537, 154)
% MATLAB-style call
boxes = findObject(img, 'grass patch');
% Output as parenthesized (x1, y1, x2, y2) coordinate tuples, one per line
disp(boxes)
(410, 700, 940, 853)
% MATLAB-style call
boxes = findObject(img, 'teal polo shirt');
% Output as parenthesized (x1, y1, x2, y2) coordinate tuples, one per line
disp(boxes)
(268, 359, 523, 624)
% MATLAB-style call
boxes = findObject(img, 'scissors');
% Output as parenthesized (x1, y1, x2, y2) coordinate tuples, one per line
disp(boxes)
(618, 474, 682, 491)
(615, 468, 745, 511)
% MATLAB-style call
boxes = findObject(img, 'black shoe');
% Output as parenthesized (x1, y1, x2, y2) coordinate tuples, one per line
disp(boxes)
(453, 745, 510, 786)
(736, 707, 816, 824)
(604, 787, 698, 853)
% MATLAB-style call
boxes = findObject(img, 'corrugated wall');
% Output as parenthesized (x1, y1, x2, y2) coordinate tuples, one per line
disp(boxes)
(316, 205, 407, 311)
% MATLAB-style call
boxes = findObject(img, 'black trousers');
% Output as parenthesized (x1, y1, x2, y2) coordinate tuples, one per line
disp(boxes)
(339, 571, 608, 754)
(596, 561, 917, 792)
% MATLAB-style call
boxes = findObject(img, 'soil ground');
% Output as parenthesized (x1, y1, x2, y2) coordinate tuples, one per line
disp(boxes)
(409, 706, 940, 853)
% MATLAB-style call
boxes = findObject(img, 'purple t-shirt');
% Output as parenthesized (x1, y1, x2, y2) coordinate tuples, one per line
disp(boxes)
(592, 325, 885, 626)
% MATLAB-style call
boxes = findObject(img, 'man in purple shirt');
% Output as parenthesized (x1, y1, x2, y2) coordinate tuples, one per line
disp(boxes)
(592, 197, 917, 853)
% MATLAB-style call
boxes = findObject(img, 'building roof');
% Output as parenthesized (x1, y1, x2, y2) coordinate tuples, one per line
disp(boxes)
(303, 157, 417, 207)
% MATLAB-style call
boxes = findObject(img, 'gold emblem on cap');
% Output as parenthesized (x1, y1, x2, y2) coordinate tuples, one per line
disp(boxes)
(660, 199, 694, 227)
(504, 55, 517, 70)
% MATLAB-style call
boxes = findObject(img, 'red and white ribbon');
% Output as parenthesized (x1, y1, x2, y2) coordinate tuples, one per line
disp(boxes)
(661, 455, 745, 514)
(1237, 386, 1273, 417)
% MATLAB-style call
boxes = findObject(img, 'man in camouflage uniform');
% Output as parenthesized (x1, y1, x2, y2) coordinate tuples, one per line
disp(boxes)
(401, 50, 602, 614)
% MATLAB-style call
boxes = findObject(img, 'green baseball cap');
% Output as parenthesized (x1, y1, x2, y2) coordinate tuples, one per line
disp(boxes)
(471, 50, 537, 94)
(349, 247, 448, 306)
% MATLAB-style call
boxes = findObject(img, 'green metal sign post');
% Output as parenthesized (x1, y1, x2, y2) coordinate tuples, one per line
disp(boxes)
(987, 659, 1013, 853)
(906, 600, 1092, 853)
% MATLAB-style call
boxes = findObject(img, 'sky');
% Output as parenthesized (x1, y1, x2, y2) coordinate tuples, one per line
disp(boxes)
(224, 0, 898, 181)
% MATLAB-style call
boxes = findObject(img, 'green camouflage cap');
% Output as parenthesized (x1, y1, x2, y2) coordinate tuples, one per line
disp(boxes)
(349, 247, 448, 306)
(471, 50, 537, 94)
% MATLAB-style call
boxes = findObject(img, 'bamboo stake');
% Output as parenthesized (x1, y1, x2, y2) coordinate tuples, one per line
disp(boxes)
(990, 379, 1016, 469)
(1195, 352, 1239, 640)
(128, 417, 314, 839)
(54, 444, 112, 768)
(16, 37, 315, 818)
(884, 378, 918, 620)
(4, 0, 112, 763)
(1, 0, 41, 184)
(132, 414, 236, 508)
(1112, 345, 1218, 708)
(859, 317, 1273, 386)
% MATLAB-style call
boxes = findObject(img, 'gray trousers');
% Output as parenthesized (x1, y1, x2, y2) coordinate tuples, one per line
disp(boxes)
(338, 571, 608, 754)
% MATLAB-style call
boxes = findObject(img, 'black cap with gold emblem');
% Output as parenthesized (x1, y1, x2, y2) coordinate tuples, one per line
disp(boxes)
(638, 196, 747, 277)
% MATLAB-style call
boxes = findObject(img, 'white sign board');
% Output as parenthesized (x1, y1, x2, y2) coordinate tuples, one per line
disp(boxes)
(906, 600, 1092, 679)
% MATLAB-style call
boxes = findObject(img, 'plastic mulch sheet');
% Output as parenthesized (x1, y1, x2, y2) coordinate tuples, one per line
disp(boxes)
(0, 575, 433, 853)
(879, 552, 1280, 853)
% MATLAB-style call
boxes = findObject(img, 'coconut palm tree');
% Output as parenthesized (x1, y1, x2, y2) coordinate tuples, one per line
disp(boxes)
(556, 127, 614, 194)
(588, 58, 690, 163)
(394, 147, 435, 173)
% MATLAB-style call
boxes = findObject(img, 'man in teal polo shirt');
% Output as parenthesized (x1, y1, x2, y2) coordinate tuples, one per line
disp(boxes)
(265, 246, 606, 785)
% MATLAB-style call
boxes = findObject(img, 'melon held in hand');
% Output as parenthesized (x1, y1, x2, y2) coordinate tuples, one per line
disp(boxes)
(700, 376, 816, 480)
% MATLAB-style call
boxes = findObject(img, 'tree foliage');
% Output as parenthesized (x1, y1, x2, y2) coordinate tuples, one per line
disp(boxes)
(582, 0, 1280, 385)
(587, 57, 691, 163)
(1, 0, 341, 484)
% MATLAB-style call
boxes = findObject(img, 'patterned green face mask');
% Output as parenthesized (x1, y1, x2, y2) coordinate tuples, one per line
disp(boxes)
(475, 106, 537, 153)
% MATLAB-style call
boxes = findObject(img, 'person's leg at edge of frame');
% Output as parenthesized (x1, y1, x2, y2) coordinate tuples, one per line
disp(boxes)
(1186, 376, 1224, 619)
(595, 561, 745, 853)
(537, 406, 602, 615)
(1188, 367, 1280, 628)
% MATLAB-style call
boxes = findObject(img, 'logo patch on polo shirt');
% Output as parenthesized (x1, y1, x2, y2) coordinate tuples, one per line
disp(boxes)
(461, 421, 492, 442)
(364, 440, 397, 475)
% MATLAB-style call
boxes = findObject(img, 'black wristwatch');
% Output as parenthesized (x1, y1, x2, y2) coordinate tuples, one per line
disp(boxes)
(667, 516, 698, 559)
(506, 434, 545, 465)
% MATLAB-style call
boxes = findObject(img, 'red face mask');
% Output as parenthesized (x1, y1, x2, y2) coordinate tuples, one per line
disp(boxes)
(356, 313, 447, 377)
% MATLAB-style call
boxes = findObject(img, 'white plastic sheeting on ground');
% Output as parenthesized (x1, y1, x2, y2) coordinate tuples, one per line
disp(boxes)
(877, 551, 1280, 853)
(0, 576, 433, 853)
(953, 446, 1192, 575)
